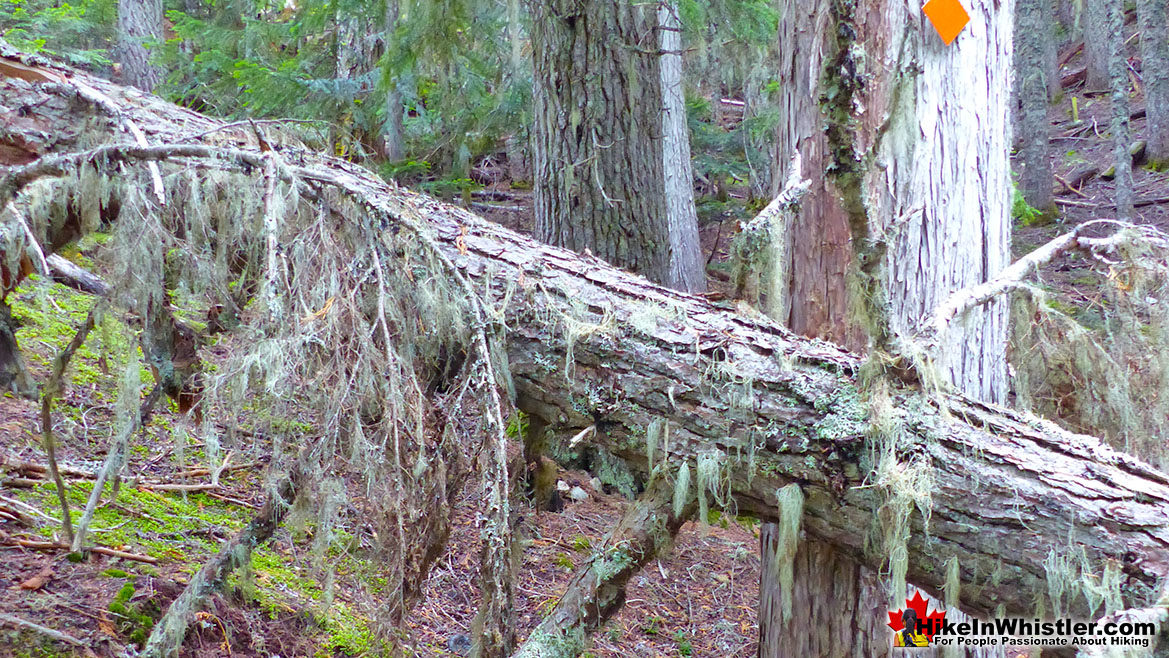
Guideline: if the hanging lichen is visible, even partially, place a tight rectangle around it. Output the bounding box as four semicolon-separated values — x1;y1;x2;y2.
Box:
2;142;515;650
772;483;804;624
1010;226;1169;470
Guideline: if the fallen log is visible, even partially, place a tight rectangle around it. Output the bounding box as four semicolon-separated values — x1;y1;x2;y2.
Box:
1;46;1168;643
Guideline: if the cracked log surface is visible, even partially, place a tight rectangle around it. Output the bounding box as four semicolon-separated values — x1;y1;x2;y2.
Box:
2;49;1168;619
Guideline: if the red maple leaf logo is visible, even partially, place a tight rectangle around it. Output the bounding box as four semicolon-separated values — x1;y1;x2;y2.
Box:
887;590;947;641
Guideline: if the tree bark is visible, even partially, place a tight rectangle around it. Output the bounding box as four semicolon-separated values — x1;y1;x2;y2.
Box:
529;0;705;293
1019;0;1056;212
657;1;705;295
3;53;1169;648
765;0;861;351
1108;0;1134;220
1084;0;1111;89
116;0;163;92
382;0;405;163
1137;0;1169;167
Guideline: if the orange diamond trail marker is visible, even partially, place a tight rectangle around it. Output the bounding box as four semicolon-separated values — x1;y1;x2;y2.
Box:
923;0;971;45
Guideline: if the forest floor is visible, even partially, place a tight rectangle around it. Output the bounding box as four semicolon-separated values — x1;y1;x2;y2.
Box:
2;37;1168;658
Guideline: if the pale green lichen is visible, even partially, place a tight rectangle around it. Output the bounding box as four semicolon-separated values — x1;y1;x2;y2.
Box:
773;483;804;623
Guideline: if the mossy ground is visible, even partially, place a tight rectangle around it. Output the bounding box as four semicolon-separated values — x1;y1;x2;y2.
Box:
0;268;388;657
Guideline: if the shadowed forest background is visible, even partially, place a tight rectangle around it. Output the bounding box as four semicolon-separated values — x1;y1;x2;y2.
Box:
0;1;1168;657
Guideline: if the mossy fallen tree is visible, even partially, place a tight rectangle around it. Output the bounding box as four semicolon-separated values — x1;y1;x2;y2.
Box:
2;47;1169;655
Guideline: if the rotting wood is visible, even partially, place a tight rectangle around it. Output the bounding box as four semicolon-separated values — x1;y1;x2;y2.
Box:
1;53;1168;634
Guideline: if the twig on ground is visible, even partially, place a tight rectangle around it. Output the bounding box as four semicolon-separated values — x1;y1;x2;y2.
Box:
7;537;159;564
0;612;89;649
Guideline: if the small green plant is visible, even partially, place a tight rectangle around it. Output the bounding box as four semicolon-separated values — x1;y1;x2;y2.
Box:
570;535;591;553
108;580;158;647
506;410;529;439
1011;183;1045;225
552;552;574;571
642;614;666;636
674;630;693;656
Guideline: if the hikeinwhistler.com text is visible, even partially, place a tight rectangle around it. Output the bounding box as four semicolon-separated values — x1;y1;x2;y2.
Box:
922;617;1157;648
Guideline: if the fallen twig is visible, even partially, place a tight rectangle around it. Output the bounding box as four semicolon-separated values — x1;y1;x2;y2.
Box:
0;612;88;648
2;454;98;479
138;482;223;492
1054;197;1097;208
1054;174;1091;198
8;537;159;564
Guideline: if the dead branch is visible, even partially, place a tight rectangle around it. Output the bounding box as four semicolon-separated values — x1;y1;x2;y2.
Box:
512;477;694;658
915;220;1168;352
0;612;89;649
142;468;301;658
40;304;101;544
6;537;159;564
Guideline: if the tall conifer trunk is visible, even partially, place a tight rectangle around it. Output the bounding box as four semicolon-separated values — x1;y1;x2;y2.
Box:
529;0;705;293
758;1;1014;656
1137;0;1169;167
116;0;163;92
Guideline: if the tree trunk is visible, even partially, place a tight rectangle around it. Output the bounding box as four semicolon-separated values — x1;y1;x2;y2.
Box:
1137;0;1169;167
1043;0;1060;101
529;0;705;293
1084;0;1111;89
0;298;35;397
764;0;861;351
758;532;890;657
505;0;529;183
1019;0;1056;212
382;0;405;163
759;1;1015;656
657;1;705;294
116;0;163;92
3;55;1169;652
1108;0;1134;220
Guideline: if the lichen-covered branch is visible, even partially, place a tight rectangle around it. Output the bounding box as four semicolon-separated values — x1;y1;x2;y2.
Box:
915;220;1169;353
143;469;301;658
512;477;694;658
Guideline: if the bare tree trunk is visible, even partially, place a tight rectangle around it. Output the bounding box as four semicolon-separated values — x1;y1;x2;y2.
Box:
1137;0;1169;167
116;0;163;92
529;0;704;293
658;1;705;294
1084;0;1111;89
1019;0;1056;212
382;0;405;163
1109;0;1134;219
